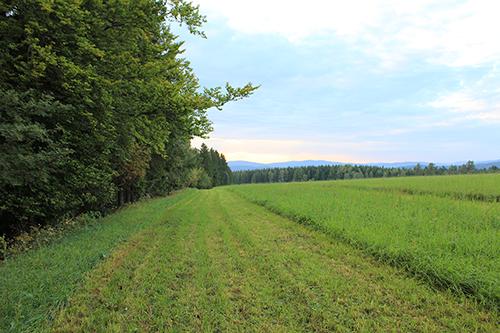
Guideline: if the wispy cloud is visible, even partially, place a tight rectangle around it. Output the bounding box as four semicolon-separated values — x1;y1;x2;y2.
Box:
429;92;487;113
430;93;500;122
185;1;500;162
428;66;500;123
195;0;500;68
192;136;398;163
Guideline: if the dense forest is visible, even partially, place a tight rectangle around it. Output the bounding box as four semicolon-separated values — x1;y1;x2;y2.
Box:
0;1;255;236
232;161;499;184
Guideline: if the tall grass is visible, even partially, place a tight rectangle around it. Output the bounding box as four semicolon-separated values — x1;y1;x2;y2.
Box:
330;173;500;202
228;174;500;308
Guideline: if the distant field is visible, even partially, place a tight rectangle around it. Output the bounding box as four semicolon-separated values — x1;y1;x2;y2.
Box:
330;173;500;202
229;174;500;308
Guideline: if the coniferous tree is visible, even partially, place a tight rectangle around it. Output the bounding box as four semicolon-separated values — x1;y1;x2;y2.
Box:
231;162;498;185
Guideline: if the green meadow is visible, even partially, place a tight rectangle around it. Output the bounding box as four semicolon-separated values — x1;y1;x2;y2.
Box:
332;173;500;202
230;174;500;308
1;175;498;332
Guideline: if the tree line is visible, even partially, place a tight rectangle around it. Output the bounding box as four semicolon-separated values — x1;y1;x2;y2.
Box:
0;1;254;237
232;161;498;184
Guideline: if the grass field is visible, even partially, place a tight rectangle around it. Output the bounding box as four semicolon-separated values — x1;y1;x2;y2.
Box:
229;174;500;308
0;175;498;332
0;190;198;332
331;173;500;202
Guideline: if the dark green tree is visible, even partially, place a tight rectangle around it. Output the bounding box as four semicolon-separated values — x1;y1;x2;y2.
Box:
0;0;256;235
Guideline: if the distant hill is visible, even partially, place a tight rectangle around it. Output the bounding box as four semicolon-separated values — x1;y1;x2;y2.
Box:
228;159;500;171
476;160;500;169
227;161;268;171
228;160;342;171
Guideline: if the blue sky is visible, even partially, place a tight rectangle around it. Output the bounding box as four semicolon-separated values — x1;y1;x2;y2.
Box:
183;0;500;163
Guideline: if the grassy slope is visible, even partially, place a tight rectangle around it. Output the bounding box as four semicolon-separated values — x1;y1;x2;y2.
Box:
40;190;498;331
228;174;500;308
0;190;198;332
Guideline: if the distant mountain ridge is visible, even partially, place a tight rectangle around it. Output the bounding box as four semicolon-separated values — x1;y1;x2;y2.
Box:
228;159;500;171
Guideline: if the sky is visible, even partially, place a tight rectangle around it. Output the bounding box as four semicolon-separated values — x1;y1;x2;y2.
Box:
182;0;500;163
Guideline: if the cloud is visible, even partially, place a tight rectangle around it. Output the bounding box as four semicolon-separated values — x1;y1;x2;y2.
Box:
192;137;311;162
429;91;500;122
194;0;500;68
429;92;488;113
192;136;395;163
194;0;376;40
185;1;500;162
428;66;500;123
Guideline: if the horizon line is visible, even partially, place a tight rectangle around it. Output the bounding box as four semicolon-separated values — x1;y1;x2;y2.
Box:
227;158;500;165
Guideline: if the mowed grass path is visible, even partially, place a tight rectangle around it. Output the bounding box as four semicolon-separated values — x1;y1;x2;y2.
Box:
28;189;497;332
0;190;199;332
